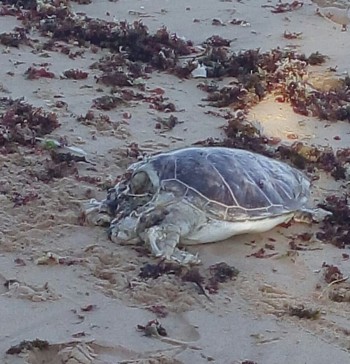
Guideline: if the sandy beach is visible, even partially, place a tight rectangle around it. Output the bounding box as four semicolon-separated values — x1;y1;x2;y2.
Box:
1;0;350;363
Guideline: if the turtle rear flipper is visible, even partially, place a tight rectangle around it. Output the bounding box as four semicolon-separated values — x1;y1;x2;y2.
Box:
294;208;332;224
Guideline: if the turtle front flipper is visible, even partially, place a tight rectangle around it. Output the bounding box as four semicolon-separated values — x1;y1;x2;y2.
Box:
143;225;200;265
137;203;202;264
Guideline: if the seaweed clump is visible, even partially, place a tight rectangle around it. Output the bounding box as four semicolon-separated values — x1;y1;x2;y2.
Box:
194;48;310;108
138;260;238;297
0;30;31;47
316;195;350;248
6;339;49;355
35;12;194;70
288;305;320;320
3;0;350;124
322;262;344;283
0;98;60;147
1;0;37;10
196;46;350;123
2;0;194;72
206;262;239;294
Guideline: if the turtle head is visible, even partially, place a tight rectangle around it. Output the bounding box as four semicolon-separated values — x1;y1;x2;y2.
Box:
130;171;153;194
128;158;161;193
104;165;157;219
127;157;161;193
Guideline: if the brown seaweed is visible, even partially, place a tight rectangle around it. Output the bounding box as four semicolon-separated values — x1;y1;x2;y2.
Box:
0;98;60;147
138;261;181;280
92;95;125;110
6;339;49;355
0;30;30;47
206;262;239;294
322;262;344;283
63;69;88;80
4;0;348;127
25;66;55;80
1;1;37;10
262;1;303;13
138;260;238;296
289;305;320;319
97;71;133;87
316;195;350;248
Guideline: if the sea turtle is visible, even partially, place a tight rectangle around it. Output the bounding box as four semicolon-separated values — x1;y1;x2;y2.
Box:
85;147;315;264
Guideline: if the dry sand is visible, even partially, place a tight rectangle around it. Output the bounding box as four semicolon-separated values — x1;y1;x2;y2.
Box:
1;0;350;363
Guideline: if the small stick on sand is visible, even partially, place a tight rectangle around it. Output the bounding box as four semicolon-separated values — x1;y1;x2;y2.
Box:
318;276;349;299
